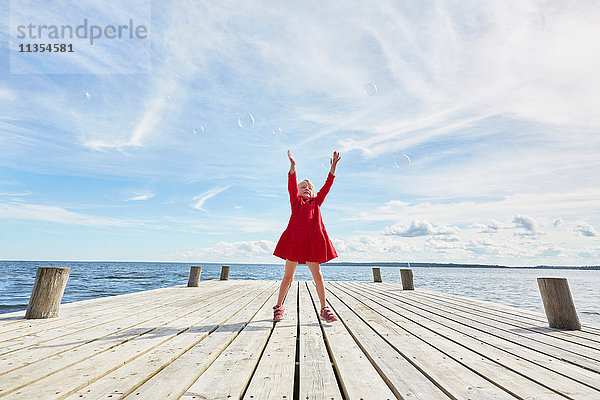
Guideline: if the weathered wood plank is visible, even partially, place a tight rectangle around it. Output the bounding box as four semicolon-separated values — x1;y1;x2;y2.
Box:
306;282;396;400
0;281;251;377
242;281;298;399
324;283;450;399
409;286;600;346
329;282;522;400
0;281;220;340
180;285;279;400
401;284;600;339
72;282;278;400
345;282;600;396
298;282;342;399
3;280;599;400
0;281;230;356
0;281;266;399
0;283;199;328
377;285;600;371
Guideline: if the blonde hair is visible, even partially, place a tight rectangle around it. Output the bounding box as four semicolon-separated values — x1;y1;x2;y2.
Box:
299;179;314;191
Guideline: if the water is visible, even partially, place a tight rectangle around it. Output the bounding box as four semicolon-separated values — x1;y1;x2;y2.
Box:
1;261;598;326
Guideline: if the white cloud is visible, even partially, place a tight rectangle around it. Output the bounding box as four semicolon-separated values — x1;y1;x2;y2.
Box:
436;234;460;242
0;88;15;101
513;214;537;232
332;235;416;259
348;190;600;228
0;191;32;197
0;201;146;228
574;221;598;237
464;239;500;256
170;239;276;262
384;220;458;237
476;219;506;233
192;185;232;211
127;193;155;201
553;218;563;227
487;220;501;231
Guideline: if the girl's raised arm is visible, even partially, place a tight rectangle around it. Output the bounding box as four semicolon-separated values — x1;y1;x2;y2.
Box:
287;150;298;204
288;150;296;175
316;151;340;206
329;151;340;176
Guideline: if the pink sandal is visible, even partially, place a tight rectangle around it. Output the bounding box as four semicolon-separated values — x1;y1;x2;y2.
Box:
273;305;286;322
320;306;338;322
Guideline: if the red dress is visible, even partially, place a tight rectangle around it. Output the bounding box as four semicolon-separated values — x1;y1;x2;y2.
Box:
273;171;338;264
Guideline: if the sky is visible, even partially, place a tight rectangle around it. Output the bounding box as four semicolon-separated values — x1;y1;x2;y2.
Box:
1;0;599;266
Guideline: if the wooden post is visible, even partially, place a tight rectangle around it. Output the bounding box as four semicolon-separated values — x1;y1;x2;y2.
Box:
537;277;581;330
26;267;71;319
400;269;414;290
187;266;202;287
372;267;382;283
220;265;231;281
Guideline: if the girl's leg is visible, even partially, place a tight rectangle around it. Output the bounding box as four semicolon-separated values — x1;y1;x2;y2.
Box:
276;260;298;306
307;262;326;309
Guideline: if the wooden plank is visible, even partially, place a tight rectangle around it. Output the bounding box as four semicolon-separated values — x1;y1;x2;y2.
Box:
0;289;171;337
342;282;600;397
4;280;597;400
298;282;342;400
0;281;229;356
0;281;221;340
415;285;600;334
306;282;396;400
329;282;525;400
180;285;279;399
403;284;600;338
372;284;600;372
0;281;264;398
0;283;213;334
0;281;251;376
65;282;278;400
322;283;450;399
361;284;600;387
242;281;298;399
387;283;600;355
0;287;176;327
409;286;600;346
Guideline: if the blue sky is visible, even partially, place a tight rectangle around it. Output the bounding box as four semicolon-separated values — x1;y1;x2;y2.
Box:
1;0;599;265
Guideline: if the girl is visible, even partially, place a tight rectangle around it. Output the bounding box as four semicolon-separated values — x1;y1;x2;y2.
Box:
272;149;340;323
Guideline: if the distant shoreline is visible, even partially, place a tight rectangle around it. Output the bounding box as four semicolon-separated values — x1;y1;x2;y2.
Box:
326;262;600;270
2;260;599;270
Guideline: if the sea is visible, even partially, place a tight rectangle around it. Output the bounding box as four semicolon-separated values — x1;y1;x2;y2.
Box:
1;261;599;326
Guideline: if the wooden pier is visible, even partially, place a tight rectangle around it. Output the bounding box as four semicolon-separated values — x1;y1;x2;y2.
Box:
0;280;599;399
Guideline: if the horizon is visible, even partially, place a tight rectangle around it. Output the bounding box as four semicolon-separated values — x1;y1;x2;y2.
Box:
2;259;599;269
1;1;599;266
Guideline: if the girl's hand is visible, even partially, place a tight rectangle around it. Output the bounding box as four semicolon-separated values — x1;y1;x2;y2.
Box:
330;151;341;166
329;151;340;175
288;150;296;174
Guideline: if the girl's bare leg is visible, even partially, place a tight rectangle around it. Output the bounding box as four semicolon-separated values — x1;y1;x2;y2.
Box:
277;260;298;306
307;262;326;308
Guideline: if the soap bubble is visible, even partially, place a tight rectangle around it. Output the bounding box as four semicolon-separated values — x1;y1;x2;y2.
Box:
320;156;331;168
394;154;411;169
272;127;282;135
237;113;254;129
193;127;204;135
84;91;92;100
363;82;377;96
162;95;172;103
